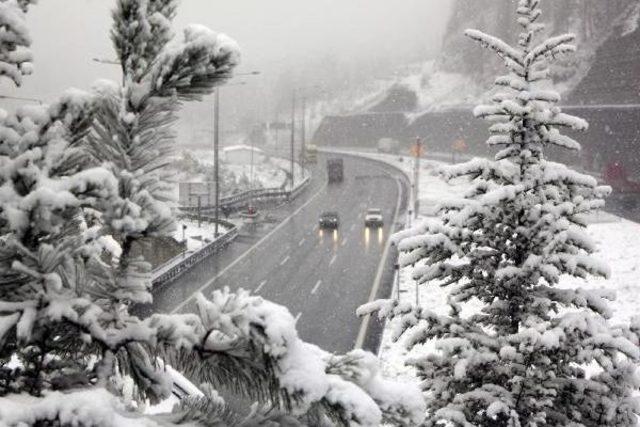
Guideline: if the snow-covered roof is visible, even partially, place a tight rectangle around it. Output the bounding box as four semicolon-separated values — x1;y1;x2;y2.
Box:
222;144;264;153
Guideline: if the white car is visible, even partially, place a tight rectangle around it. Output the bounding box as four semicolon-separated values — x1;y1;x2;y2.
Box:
364;208;383;227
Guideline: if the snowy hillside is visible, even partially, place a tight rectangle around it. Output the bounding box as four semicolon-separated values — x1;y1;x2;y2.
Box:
366;0;640;115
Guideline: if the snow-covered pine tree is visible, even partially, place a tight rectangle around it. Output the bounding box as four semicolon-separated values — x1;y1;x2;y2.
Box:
0;101;425;426
82;0;241;277
0;2;426;425
0;0;37;86
360;1;640;425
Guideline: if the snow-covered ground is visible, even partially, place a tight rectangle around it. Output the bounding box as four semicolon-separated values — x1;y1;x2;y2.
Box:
270;156;307;184
170;148;304;196
380;206;640;385
330;149;640;387
172;217;236;252
152;218;239;280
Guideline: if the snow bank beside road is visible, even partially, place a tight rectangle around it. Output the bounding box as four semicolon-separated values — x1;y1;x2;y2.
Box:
327;148;640;385
379;212;640;383
173;218;234;252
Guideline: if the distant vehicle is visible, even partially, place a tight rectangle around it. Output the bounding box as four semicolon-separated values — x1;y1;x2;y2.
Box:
326;158;344;183
303;144;318;163
240;204;259;220
603;161;640;208
319;211;339;229
377;138;400;154
364;208;383;227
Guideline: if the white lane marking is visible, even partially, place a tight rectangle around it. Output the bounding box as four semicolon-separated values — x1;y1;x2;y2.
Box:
357;213;362;219
341;238;348;247
294;312;302;322
311;279;322;295
355;175;403;349
349;223;355;232
280;255;290;266
329;254;337;266
298;237;306;246
170;183;328;314
255;279;267;293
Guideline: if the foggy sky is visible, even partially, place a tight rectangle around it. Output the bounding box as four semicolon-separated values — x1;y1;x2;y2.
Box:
2;0;453;138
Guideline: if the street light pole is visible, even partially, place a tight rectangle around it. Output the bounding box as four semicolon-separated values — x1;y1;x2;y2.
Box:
212;71;260;231
413;137;421;220
214;88;220;237
301;96;306;163
290;91;296;191
92;58;124;85
291;84;322;169
0;94;43;104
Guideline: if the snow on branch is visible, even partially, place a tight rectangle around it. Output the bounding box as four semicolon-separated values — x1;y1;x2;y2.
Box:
153;288;424;425
540;127;581;151
0;388;153;426
147;25;240;103
525;33;576;65
0;0;37;86
532;110;588;131
465;29;523;66
495;75;527;91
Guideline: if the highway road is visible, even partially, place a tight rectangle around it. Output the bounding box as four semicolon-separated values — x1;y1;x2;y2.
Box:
141;153;408;354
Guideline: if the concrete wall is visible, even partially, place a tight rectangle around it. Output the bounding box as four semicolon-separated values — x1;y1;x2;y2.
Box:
312;106;640;179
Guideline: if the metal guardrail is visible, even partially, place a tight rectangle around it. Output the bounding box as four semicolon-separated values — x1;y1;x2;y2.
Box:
151;222;238;288
179;175;311;213
152;175;311;288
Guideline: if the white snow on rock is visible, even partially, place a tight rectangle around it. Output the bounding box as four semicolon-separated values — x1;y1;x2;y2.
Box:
621;2;640;37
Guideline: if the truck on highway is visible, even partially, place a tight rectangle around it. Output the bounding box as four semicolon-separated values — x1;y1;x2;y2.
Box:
302;144;318;163
377;138;400;154
326;158;344;183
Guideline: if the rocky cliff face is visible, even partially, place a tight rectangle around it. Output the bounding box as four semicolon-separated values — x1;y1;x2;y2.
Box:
569;1;640;105
437;0;640;103
314;1;640;187
369;1;640;114
439;0;634;89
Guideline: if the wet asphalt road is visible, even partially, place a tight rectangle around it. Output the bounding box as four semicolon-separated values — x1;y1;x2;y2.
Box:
143;153;408;354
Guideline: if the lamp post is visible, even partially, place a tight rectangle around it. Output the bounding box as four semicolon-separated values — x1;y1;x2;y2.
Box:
301;96;307;163
0;95;43;104
92;57;119;65
413;137;422;220
214;88;221;236
213;71;260;235
291;84;322;175
92;57;123;84
290;92;296;192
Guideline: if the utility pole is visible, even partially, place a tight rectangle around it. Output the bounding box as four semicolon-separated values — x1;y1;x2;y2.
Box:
212;71;260;232
413;137;421;220
290;92;296;191
197;195;202;229
300;96;306;163
250;135;255;206
213;88;220;237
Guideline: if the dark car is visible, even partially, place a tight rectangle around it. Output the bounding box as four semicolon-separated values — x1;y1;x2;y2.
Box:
319;211;339;229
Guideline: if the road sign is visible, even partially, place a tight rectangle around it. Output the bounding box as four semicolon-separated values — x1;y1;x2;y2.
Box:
453;139;467;152
410;139;424;157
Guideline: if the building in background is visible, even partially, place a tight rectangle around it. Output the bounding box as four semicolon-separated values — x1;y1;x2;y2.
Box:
179;182;216;207
223;145;265;164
